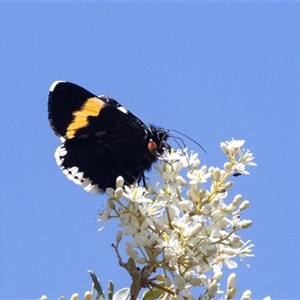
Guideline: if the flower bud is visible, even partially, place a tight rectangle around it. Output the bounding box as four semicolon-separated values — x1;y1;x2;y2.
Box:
190;277;202;286
235;240;245;248
226;203;234;212
211;209;225;221
199;188;206;199
213;168;221;181
229;235;241;246
70;294;79;300
174;275;186;288
224;162;231;172
224;181;233;189
240;290;252;300
227;273;236;288
240;296;251;300
200;274;208;287
116;176;124;188
223;248;236;256
191;223;203;237
183;271;193;281
232;194;242;206
116;231;123;243
105;187;114;198
213;271;223;281
114;187;123;199
135;257;146;264
201;204;212;214
241;220;252;228
220;219;229;229
208;166;215;174
227;287;238;299
126;247;138;259
239;200;250;211
211;198;220;206
221;142;229;154
84;291;92;300
208;280;218;297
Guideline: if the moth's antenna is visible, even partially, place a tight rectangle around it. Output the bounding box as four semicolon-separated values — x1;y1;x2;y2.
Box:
169;135;190;168
166;134;197;171
171;135;186;150
157;152;171;166
168;129;207;154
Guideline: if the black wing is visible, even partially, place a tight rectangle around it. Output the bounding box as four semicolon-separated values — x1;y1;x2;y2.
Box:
48;81;158;193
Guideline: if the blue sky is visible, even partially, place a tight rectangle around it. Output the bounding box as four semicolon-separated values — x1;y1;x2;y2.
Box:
1;3;300;300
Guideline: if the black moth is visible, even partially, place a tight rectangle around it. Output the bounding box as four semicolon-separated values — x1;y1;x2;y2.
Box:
48;81;170;193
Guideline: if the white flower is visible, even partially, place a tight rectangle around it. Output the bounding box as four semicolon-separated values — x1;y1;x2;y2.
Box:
187;165;210;186
233;162;249;175
235;240;255;267
96;140;258;299
226;139;245;150
213;253;238;273
239;148;257;167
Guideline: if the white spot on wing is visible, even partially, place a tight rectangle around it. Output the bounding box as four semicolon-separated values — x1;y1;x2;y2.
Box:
117;106;128;114
62;169;69;175
84;183;102;193
54;145;66;165
59;165;103;194
75;172;84;180
80;178;91;188
73;178;82;185
49;80;66;92
66;172;74;181
69;166;79;175
54;143;103;194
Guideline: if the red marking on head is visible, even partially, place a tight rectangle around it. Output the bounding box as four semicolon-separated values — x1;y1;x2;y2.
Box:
148;140;157;153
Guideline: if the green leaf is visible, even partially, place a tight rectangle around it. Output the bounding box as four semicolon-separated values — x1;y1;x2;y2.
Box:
87;270;105;300
107;281;114;300
142;288;164;300
113;288;130;300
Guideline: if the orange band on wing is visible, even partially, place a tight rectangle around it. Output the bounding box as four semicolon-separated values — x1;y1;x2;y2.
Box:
66;97;105;138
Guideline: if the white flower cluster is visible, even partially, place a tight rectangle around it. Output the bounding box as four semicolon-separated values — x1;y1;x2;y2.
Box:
98;139;265;300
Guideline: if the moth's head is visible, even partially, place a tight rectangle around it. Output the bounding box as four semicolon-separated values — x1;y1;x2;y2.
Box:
147;125;170;156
